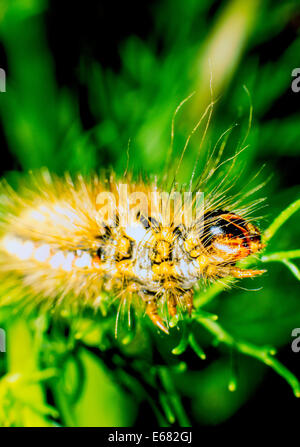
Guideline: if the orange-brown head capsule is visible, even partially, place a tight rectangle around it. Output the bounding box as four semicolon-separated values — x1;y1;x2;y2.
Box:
202;210;263;263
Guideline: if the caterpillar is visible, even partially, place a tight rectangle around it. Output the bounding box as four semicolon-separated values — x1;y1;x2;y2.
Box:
0;167;265;334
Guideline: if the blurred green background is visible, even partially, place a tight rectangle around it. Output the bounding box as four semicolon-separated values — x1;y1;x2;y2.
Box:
0;0;299;429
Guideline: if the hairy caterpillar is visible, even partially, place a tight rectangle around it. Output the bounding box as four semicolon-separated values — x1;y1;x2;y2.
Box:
0;166;265;334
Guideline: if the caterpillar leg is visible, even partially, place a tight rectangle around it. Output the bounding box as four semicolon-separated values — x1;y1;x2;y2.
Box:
206;265;266;279
182;289;194;316
229;267;266;278
145;298;169;334
167;293;178;317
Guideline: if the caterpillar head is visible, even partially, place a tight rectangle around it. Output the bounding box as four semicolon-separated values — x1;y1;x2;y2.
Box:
202;209;263;263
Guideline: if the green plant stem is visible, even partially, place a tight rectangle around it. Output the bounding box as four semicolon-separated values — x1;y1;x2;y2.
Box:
281;260;300;281
158;367;191;427
261;250;300;262
188;333;206;360
199;318;300;397
263;199;300;243
261;250;300;281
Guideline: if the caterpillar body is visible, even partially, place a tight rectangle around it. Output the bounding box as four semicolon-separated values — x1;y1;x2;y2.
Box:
0;170;265;334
